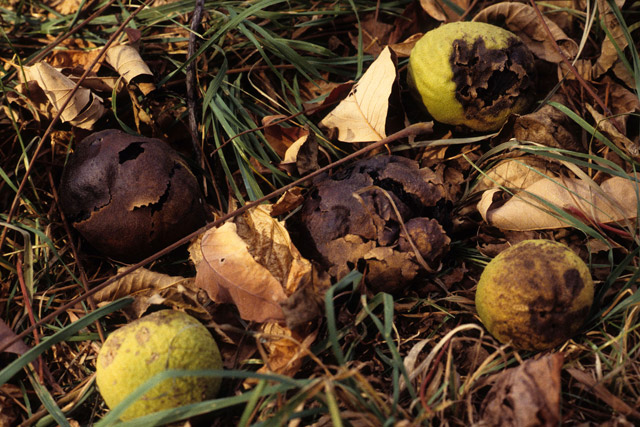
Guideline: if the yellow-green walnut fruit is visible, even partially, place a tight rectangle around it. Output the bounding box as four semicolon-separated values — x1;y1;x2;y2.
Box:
96;310;222;420
407;21;535;131
475;240;594;351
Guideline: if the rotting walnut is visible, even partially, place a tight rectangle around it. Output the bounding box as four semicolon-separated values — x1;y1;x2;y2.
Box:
294;155;451;293
59;129;207;262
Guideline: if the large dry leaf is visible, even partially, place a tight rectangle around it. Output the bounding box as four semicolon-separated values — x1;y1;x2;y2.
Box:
479;353;563;427
319;47;396;142
93;267;210;321
475;157;557;193
105;45;155;94
194;205;312;323
419;0;469;22
474;2;578;63
594;0;628;78
23;62;105;129
478;174;640;231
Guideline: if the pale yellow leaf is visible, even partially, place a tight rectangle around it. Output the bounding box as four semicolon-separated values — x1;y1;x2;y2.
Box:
478;175;640;231
24;62;105;129
105;45;155;94
319;47;395;142
195;205;312;323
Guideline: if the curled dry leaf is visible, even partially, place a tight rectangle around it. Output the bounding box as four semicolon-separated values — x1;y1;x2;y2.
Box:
105;44;155;95
257;322;317;377
23;62;105;129
593;0;629;79
473;2;578;63
479;353;563;427
320;47;396;142
419;0;470;22
475;157;558;193
477;173;640;231
92;267;210;321
194;205;312;323
513;95;583;152
586;104;640;161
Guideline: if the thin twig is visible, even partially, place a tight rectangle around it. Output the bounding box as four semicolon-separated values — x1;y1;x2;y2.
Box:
0;122;434;353
186;0;205;167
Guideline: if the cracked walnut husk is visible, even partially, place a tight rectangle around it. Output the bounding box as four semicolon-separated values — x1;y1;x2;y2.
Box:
59;129;207;262
294;155;451;293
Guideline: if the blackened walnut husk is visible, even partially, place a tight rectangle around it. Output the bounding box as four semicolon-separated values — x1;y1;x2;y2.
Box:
295;155;450;293
59;129;207;262
451;36;536;125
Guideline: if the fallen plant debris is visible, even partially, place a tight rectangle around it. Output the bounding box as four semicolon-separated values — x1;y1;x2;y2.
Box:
294;155;451;293
1;0;640;426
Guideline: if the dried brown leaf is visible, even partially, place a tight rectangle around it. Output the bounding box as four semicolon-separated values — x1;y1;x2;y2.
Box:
594;0;628;78
93;267;209;321
194;205;312;323
473;2;578;63
105;45;155;94
479;353;563;427
257;323;317;377
477;174;640;231
419;0;470;22
319;47;396;142
23;62;105;129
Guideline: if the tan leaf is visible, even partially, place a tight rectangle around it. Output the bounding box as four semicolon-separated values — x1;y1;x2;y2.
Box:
105;45;155;94
475;157;557;193
92;267;209;321
257;323;317;377
194;205;312;323
513;95;583;152
594;0;628;78
23;62;105;129
281;131;319;175
419;0;469;22
587;104;640;160
473;2;578;63
479;353;563;427
477;174;640;231
319;47;396;142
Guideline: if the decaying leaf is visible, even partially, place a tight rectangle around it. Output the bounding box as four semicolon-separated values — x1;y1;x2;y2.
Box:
257;323;317;376
473;2;578;63
105;44;155;95
194;205;313;323
477;173;640;231
23;62;105;129
475;157;558;193
593;0;628;79
419;0;469;22
320;47;396;142
513;95;583;152
92;267;210;321
587;104;640;160
479;353;563;427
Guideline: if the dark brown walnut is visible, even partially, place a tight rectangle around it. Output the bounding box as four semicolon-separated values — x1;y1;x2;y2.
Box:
295;156;450;293
59;129;207;262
